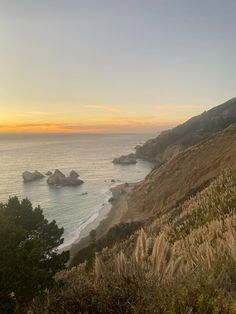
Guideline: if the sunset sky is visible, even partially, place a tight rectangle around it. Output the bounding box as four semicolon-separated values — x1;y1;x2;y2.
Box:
0;0;235;133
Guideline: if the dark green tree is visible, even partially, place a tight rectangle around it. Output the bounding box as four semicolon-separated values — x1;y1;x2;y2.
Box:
0;197;69;313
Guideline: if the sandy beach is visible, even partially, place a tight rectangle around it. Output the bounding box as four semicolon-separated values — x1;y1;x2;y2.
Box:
69;182;134;262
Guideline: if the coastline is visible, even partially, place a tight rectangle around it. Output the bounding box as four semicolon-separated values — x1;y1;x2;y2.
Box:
69;182;134;263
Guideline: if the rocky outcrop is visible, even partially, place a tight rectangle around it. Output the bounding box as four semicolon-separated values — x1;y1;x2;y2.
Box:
113;154;137;165
23;171;44;182
22;169;83;186
47;169;83;187
47;169;66;185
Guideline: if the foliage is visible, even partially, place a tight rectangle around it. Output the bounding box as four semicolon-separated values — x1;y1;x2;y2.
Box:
168;170;236;242
0;197;69;313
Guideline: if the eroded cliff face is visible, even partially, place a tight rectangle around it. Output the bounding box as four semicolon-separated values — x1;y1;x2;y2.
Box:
123;123;236;221
133;98;236;164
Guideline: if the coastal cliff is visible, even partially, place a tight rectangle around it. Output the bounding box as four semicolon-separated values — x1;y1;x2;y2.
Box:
118;98;236;165
126;123;236;221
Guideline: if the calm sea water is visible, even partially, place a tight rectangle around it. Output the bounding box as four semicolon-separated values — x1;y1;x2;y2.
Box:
0;133;154;248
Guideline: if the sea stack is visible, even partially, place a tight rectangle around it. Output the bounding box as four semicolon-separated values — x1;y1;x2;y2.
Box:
22;171;45;182
69;170;79;178
47;169;66;185
47;169;84;187
113;154;137;165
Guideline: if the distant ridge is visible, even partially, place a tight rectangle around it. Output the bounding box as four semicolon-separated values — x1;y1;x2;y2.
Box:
129;98;236;164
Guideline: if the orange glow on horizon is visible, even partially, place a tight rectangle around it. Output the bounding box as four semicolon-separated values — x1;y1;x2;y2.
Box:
0;110;192;133
0;120;186;133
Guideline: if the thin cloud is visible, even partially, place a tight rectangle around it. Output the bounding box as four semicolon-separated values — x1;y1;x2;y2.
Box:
156;103;210;110
28;111;52;115
16;112;53;118
83;104;122;113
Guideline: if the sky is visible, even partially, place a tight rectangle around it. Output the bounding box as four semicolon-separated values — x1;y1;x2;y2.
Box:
0;0;235;133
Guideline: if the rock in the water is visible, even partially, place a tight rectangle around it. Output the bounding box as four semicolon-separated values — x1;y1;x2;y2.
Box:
70;170;79;178
47;169;84;186
47;169;66;185
111;179;116;182
46;171;53;176
23;171;44;182
64;176;84;186
113;154;137;165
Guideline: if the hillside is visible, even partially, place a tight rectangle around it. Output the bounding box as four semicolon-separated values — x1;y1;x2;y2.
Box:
126;98;236;164
29;168;236;313
125;123;236;221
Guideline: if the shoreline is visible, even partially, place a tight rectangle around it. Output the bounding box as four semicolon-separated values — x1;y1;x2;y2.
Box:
69;182;134;263
59;190;112;253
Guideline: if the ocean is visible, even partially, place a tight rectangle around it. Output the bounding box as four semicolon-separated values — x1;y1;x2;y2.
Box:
0;133;154;248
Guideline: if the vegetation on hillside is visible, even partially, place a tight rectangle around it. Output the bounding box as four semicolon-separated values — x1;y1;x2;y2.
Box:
29;170;236;313
70;221;143;267
0;197;69;313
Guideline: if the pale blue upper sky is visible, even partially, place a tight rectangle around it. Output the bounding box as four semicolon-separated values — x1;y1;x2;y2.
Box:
0;0;235;132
